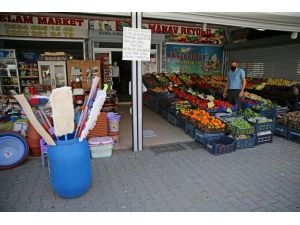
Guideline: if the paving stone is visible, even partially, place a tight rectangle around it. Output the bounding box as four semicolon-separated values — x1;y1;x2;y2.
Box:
1;137;300;212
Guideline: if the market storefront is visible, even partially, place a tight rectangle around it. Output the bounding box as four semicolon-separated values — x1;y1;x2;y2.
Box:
1;12;300;163
0;13;88;94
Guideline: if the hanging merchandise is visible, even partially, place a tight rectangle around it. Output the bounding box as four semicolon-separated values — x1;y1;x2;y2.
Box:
49;86;74;138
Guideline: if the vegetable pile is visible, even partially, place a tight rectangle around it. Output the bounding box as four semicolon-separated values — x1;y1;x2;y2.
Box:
230;118;252;129
236;108;259;118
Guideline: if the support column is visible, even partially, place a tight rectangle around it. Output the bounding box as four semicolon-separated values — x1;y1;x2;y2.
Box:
131;12;143;152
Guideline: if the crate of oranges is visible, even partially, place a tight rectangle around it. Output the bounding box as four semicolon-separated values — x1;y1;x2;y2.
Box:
180;108;225;133
194;109;226;133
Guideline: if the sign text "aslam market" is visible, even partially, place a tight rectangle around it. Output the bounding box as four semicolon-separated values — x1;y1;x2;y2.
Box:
0;14;85;26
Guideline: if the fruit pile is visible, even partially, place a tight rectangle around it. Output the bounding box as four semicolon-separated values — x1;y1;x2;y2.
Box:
243;92;272;106
276;111;300;131
143;74;161;88
178;74;194;85
266;78;297;87
181;108;225;130
154;74;169;84
151;87;169;93
168;74;182;86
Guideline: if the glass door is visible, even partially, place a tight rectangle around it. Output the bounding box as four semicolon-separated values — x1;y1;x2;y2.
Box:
53;63;67;88
39;64;52;87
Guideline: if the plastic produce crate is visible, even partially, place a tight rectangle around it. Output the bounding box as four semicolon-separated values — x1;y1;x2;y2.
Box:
249;119;274;132
176;116;186;129
194;128;224;145
242;101;255;109
167;112;177;126
255;132;273;145
185;121;195;138
205;108;220;116
151;102;161;114
203;135;237;156
198;126;226;134
274;123;288;138
287;128;300;141
255;108;275;119
160;108;168;120
227;124;255;136
288;121;300;132
167;107;177;115
234;135;256;149
274;106;288;116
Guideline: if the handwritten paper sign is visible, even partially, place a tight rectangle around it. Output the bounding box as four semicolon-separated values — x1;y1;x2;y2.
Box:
122;27;151;61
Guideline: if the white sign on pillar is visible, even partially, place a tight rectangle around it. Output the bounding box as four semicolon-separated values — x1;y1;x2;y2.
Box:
122;27;151;61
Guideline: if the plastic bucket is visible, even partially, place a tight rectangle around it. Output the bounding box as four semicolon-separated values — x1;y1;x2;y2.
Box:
108;115;120;133
48;138;92;199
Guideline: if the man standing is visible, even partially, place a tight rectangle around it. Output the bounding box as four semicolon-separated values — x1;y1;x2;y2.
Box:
112;61;120;92
223;60;246;110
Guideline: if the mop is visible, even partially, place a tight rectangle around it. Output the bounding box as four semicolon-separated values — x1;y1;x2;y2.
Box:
75;76;100;138
49;86;74;138
14;94;56;146
79;84;108;142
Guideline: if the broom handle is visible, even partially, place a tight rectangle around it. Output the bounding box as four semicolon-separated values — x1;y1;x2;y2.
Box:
75;77;100;137
74;98;88;137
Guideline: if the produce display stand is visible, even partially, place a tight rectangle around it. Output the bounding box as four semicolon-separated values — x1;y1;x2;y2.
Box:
143;73;299;154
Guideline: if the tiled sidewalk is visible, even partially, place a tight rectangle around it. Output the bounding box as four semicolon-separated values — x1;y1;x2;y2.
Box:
1;136;300;212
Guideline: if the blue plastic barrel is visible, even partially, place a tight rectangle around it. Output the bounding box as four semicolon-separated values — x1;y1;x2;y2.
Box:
48;138;92;198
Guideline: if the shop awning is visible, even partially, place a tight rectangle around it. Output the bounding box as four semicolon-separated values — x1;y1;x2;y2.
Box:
143;12;300;32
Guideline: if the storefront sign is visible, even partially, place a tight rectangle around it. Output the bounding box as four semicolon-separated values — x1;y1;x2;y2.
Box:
90;19;224;45
166;44;223;75
122;27;151;61
0;14;89;38
144;23;225;45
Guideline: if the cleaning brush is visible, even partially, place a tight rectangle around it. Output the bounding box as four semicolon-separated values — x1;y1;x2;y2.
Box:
50;86;74;137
